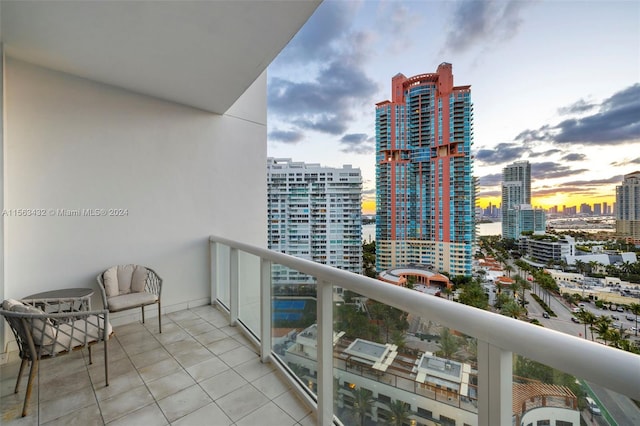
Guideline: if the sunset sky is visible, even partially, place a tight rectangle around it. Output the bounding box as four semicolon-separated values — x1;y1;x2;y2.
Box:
267;0;640;215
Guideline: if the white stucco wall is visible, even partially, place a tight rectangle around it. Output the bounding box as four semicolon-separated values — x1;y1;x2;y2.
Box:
3;58;267;319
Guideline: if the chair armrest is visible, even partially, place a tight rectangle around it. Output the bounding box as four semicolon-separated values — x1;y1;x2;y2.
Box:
144;267;163;298
21;297;92;314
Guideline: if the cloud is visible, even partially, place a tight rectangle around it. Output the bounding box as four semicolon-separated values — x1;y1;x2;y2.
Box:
562;176;623;186
340;133;375;154
273;1;358;65
561;153;586;162
268;2;379;146
529;149;562;158
612;157;640;166
443;0;531;53
268;129;305;144
475;142;529;165
530;161;588;180
558;99;596;115
478;173;502;187
516;84;640;146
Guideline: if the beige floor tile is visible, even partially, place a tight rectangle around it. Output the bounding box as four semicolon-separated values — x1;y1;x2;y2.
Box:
38;388;97;424
146;370;196;400
235;401;297;426
1;389;38;424
41;404;103;426
218;346;259;368
234;357;276;382
93;369;144;401
157;385;212;423
38;369;92;402
173;346;215;369
185;356;228;382
273;390;313;422
205;337;242;355
106;403;168;426
137;357;182;383
87;355;136;383
251;371;291;399
98;385;155;423
193;328;228;346
171;401;233;426
199;370;247;401
155;329;192;346
215;385;269;422
129;346;172;369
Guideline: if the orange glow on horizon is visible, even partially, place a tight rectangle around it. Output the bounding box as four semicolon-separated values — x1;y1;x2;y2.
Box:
477;194;615;210
362;200;376;215
363;194;616;215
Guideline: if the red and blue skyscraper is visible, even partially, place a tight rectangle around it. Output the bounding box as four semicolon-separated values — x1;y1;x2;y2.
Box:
375;63;475;276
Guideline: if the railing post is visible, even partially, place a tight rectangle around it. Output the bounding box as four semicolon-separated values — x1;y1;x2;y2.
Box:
317;280;334;426
229;247;239;326
210;240;218;305
478;341;512;426
260;259;272;363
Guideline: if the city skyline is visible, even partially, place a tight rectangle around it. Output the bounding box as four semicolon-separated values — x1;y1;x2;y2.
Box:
266;1;640;215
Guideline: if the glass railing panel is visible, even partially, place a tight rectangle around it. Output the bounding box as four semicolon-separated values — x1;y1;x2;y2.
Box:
512;354;640;426
237;250;261;338
270;264;318;398
333;293;478;426
213;243;230;308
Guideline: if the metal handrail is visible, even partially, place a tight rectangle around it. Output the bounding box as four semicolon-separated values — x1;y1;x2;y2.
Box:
209;235;640;400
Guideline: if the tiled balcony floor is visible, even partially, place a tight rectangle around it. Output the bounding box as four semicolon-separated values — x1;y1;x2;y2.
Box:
1;305;316;425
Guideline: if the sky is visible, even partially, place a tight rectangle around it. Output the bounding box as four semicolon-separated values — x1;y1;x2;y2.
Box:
267;0;640;215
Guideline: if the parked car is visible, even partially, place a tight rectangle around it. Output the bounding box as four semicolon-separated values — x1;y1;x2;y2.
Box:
626;315;635;321
617;306;625;312
571;316;580;323
542;312;550;319
611;314;620;320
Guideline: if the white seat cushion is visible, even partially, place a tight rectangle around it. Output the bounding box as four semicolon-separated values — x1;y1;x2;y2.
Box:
107;292;158;312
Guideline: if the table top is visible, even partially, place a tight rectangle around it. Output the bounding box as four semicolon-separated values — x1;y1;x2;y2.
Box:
22;287;94;301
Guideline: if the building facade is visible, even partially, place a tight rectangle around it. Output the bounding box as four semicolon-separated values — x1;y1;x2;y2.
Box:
267;158;362;285
375;63;475;276
501;161;546;239
615;171;640;239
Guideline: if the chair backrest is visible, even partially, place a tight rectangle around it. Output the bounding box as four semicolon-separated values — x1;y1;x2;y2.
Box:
102;264;149;297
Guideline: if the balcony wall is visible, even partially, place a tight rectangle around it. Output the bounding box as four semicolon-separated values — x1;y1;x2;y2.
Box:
2;57;268;340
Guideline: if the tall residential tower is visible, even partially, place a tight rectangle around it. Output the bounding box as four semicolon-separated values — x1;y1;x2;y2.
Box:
501;161;546;239
375;63;475;276
267;158;362;285
615;171;640;240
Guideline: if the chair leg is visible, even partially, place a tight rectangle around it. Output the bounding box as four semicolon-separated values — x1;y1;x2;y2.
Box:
141;305;145;324
88;345;93;365
158;301;162;333
14;358;27;393
104;337;109;387
22;359;38;417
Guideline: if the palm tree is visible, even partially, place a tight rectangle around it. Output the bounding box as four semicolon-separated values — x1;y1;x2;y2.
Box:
504;264;514;277
387;400;411;426
500;300;525;319
352;387;374;426
575;309;598;341
594;316;613;345
630;303;640;337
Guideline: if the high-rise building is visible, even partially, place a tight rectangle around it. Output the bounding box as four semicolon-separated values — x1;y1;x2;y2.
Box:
501;160;546;239
375;63;475;276
593;203;602;216
615;171;640;239
501;161;531;226
267;158;363;285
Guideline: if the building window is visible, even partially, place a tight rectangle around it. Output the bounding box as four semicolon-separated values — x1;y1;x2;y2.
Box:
440;415;455;426
555;422;572;426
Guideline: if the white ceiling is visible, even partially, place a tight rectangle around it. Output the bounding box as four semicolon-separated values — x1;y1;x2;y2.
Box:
1;0;320;114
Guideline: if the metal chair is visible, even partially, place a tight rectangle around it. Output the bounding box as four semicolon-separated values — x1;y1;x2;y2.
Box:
0;298;111;417
97;265;163;332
